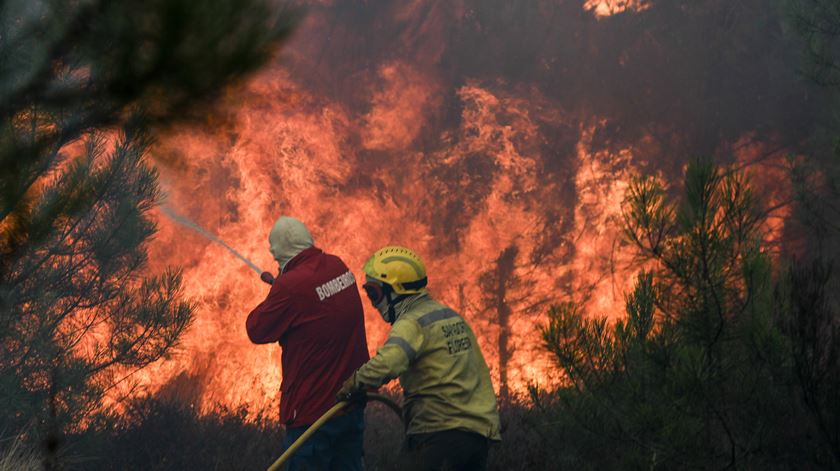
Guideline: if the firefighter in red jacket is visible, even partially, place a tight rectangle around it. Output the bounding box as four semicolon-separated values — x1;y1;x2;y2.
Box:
247;216;369;471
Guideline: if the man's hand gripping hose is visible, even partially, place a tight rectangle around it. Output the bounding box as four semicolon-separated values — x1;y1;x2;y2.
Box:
266;392;403;471
260;272;275;285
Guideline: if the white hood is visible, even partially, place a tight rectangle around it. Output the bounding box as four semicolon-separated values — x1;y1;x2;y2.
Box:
268;216;313;271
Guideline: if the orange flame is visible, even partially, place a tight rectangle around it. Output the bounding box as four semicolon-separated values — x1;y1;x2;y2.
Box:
127;70;646;416
102;0;775;418
584;0;649;18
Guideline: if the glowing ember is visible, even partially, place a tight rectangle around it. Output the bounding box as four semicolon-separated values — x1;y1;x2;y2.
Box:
584;0;649;17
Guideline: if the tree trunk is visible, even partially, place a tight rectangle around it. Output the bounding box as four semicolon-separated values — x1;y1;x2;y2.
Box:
494;245;518;402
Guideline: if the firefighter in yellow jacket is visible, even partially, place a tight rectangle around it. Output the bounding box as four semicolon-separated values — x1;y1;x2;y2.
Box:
337;246;501;471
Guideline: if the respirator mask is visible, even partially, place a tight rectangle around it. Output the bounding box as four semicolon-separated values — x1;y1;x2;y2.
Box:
363;278;398;324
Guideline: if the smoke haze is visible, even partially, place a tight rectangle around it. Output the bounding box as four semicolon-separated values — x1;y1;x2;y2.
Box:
139;0;818;415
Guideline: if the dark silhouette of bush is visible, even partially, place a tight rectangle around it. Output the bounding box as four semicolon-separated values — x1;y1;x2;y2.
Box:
541;161;840;469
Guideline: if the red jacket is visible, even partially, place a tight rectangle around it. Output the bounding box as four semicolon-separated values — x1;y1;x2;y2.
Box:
246;246;369;427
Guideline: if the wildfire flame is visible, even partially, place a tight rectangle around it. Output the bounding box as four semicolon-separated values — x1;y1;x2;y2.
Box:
584;0;649;18
110;0;791;417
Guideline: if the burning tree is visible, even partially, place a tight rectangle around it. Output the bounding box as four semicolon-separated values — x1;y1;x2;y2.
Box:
0;0;293;446
480;244;558;403
481;245;519;402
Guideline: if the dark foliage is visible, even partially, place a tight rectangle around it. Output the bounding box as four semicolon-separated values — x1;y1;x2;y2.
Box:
776;260;840;465
0;124;194;433
78;397;285;471
787;0;840;87
541;161;840;469
0;0;296;460
54;392;568;471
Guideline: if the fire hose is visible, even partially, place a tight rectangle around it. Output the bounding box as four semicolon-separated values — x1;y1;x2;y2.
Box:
266;393;403;471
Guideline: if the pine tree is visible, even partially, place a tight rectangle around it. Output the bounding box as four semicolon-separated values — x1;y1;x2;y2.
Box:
0;0;295;440
786;0;840;87
482;245;518;402
542;162;800;468
776;260;840;465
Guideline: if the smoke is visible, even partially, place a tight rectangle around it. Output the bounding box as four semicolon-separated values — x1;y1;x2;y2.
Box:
290;0;817;161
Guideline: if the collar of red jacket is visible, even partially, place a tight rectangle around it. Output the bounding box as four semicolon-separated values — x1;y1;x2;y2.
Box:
281;246;322;273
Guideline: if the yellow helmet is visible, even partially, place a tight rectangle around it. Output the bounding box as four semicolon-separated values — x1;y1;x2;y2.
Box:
363;246;427;295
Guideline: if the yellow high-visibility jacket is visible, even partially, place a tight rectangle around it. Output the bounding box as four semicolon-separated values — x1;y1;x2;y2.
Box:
354;293;501;440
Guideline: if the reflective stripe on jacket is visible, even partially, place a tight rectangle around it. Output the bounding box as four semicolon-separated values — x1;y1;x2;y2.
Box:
355;293;501;440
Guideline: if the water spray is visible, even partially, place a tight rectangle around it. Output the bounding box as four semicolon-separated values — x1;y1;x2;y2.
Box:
159;204;275;284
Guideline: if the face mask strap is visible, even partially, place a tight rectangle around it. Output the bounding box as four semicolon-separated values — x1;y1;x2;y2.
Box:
385;291;396;324
385;293;415;324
